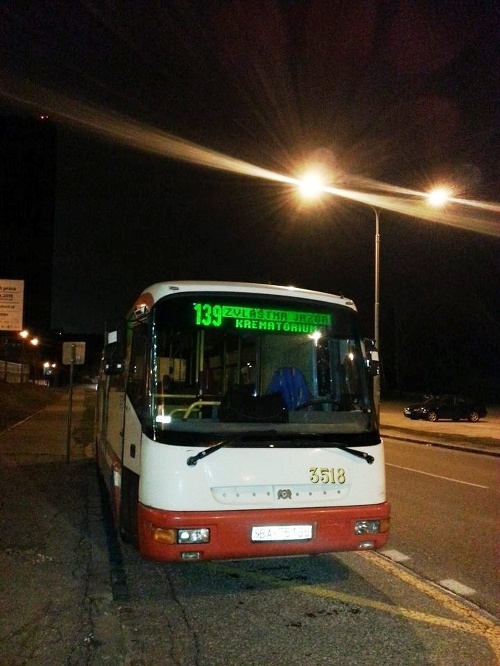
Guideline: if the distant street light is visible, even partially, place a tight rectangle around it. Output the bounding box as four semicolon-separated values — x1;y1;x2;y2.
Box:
43;361;57;386
18;330;40;382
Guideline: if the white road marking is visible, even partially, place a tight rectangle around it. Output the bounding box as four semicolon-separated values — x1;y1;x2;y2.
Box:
381;553;479;600
439;579;476;597
381;549;411;562
386;463;489;489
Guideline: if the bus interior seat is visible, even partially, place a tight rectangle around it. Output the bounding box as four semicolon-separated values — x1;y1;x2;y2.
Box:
266;366;311;411
219;386;288;423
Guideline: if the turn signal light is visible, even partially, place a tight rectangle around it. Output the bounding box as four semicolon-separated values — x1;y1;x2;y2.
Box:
151;527;177;544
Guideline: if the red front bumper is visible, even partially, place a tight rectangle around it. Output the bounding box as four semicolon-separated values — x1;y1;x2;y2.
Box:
137;502;390;562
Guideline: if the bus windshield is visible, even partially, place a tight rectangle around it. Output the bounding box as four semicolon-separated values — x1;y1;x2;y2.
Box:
147;293;375;441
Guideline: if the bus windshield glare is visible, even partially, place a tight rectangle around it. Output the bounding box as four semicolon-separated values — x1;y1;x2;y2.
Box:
143;294;375;440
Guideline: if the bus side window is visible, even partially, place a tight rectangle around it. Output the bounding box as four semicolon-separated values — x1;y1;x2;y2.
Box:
127;323;149;418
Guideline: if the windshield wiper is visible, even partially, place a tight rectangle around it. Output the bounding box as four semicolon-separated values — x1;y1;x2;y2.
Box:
336;445;374;464
186;430;278;466
187;433;375;466
187;439;236;466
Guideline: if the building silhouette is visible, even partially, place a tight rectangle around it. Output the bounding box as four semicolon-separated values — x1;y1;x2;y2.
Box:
1;114;57;333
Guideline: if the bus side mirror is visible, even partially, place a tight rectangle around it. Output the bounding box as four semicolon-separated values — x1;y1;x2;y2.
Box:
363;339;380;377
103;333;125;375
104;359;124;375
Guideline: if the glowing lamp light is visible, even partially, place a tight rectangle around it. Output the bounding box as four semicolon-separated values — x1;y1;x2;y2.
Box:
308;330;322;346
427;187;452;207
297;171;326;200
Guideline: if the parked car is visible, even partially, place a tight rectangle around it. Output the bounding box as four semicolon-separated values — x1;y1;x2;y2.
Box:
403;394;487;422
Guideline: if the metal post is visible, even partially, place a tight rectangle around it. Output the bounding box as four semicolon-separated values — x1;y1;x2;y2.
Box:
66;344;75;464
3;337;7;382
372;207;381;423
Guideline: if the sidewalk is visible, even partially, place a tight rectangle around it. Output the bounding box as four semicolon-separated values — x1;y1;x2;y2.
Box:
0;385;95;465
0;386;122;665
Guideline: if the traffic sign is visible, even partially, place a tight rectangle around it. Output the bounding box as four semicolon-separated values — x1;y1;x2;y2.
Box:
62;341;86;365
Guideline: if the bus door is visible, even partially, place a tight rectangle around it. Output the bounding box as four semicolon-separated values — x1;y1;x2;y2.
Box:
100;338;126;464
123;321;149;476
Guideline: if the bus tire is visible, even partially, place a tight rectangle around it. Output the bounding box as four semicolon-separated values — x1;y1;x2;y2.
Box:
120;466;139;545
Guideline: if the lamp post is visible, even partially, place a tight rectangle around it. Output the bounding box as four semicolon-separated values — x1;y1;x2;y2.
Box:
30;337;39;383
18;330;40;382
19;330;29;382
361;188;451;418
294;169;455;425
295;172;382;419
372;206;381;423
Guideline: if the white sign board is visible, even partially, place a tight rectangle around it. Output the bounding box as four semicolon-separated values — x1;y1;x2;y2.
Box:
0;279;24;331
62;341;86;365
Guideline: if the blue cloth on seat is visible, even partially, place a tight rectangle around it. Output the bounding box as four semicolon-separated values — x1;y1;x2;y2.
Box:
266;367;311;411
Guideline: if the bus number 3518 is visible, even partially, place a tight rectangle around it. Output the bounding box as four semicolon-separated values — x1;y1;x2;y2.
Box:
310;467;346;484
95;280;389;562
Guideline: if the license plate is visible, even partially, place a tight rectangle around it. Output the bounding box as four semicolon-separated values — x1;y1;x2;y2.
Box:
251;524;313;542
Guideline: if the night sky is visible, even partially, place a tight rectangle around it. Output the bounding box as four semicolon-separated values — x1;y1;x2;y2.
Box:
1;0;499;393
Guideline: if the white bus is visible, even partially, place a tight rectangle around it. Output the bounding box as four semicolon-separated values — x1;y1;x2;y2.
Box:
95;281;389;562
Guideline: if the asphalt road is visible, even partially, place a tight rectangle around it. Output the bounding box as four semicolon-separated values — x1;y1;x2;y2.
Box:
0;388;499;665
384;437;499;618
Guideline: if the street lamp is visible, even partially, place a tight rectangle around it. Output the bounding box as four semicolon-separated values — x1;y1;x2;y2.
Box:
18;330;30;382
295;171;382;419
18;330;40;382
296;170;326;200
372;207;381;423
30;337;39;382
43;361;57;386
294;170;457;422
427;186;452;208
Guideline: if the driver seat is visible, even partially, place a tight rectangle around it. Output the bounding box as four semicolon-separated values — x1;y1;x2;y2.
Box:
266;367;311;411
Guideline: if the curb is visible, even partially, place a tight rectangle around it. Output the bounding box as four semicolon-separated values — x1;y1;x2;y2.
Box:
380;430;500;457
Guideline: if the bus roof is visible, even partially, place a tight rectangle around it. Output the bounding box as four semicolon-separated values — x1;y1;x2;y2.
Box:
133;281;357;314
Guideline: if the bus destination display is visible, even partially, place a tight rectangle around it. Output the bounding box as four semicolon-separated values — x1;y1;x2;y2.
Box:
194;302;332;334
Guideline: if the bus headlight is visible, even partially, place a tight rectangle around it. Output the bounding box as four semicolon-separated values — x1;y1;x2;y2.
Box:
177;528;210;544
354;519;381;535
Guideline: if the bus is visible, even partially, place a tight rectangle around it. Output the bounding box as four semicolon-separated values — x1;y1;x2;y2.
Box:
95;281;389;562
